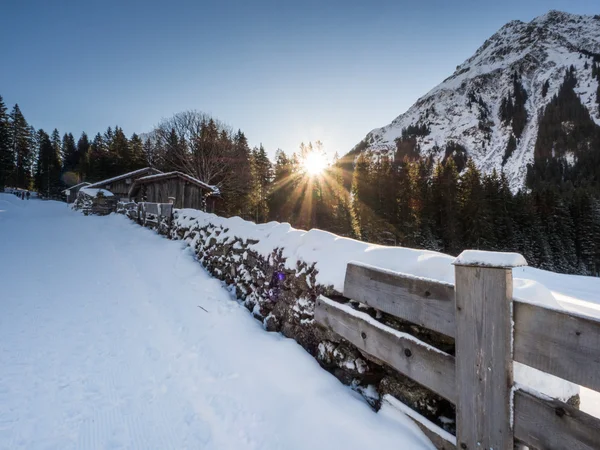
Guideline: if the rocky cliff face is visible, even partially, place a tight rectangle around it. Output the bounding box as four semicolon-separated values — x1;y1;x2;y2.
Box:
355;11;600;189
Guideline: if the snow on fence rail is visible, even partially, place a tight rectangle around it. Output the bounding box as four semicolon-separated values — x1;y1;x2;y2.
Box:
117;201;173;234
316;256;600;450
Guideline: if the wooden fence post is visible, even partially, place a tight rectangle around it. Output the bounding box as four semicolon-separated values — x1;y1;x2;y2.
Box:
453;250;526;450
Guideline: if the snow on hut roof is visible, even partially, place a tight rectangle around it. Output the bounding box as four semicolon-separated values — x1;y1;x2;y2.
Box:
79;187;114;198
86;167;161;189
61;182;91;194
131;171;220;195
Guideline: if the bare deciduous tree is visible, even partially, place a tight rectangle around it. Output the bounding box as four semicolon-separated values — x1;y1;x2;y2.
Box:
150;110;235;188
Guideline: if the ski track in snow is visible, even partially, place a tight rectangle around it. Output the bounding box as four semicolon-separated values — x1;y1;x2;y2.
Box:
0;195;433;450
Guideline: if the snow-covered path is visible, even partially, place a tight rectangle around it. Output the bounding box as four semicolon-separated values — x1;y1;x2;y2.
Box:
0;195;432;450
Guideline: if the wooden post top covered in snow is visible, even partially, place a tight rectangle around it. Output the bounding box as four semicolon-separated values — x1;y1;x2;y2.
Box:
452;250;527;268
453;250;527;450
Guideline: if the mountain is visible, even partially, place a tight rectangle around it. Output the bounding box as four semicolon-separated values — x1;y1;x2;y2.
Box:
352;11;600;189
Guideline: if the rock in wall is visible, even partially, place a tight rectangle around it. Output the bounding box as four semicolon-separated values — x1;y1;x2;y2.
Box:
118;207;457;432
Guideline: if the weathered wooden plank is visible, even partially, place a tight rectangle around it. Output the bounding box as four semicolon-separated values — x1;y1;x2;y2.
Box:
381;394;457;450
454;264;514;450
160;203;173;218
144;203;159;215
343;262;456;338
315;295;456;403
514;301;600;392
514;389;600;450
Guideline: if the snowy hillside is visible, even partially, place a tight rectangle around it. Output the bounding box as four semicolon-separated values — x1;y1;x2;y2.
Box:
356;11;600;189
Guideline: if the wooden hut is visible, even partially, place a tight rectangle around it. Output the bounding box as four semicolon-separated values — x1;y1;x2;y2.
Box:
128;171;219;212
85;167;162;201
62;182;91;203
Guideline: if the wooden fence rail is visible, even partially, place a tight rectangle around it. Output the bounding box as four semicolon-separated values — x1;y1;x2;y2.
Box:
117;201;173;232
316;252;600;450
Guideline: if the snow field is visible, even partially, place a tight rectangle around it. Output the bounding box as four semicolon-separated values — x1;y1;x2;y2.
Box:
0;194;433;450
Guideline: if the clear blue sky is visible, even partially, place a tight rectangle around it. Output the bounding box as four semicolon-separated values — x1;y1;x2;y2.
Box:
0;0;597;159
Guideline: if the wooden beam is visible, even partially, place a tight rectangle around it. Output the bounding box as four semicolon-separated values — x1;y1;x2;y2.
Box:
315;295;456;403
454;262;514;450
145;203;159;215
514;301;600;392
381;395;457;450
343;262;456;338
514;389;600;450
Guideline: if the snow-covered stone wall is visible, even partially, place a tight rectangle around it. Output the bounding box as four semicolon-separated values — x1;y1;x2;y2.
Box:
116;206;583;434
131;208;457;431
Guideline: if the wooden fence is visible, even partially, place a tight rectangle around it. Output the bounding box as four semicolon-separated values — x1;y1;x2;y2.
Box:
315;252;600;450
117;201;173;233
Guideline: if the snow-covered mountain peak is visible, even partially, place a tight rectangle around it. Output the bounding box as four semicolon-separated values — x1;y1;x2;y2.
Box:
356;11;600;190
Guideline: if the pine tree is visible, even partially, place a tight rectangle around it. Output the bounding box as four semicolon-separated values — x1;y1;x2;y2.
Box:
267;149;294;222
10;104;34;189
143;137;159;168
395;159;413;245
572;191;598;275
431;159;460;253
34;130;62;197
458;159;490;249
76;132;91;180
228;130;253;217
0;96;13;190
111;126;130;174
249;145;271;223
412;158;439;250
541;79;550;98
161;128;183;172
88;133;110;181
129;133;147;171
350;151;373;240
62;133;79;185
327;154;355;237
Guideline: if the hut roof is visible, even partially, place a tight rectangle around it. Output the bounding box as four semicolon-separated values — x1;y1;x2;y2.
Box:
128;171;220;197
79;188;115;198
86;167;161;189
61;182;91;194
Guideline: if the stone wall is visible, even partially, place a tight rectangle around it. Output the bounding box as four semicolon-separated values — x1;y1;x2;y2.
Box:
119;207;457;432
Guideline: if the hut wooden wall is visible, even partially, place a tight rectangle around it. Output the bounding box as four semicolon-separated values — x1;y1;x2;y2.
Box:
109;180;132;198
139;178;209;210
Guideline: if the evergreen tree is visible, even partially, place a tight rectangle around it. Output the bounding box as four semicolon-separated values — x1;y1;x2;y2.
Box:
412;158;439;250
499;73;528;138
10;104;34;188
143;137;158;168
129;133;146;171
111;126;130;174
268;149;294;222
161;128;183;172
431;159;460;253
76;132;91;180
61;133;79;185
350;151;373;240
458;159;491;249
88;133;110;181
227;130;253;217
249;145;271;223
0;96;13;189
34;130;62;197
541;79;550;98
327;154;355;237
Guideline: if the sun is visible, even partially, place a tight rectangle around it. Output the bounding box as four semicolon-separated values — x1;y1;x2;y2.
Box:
302;150;328;176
